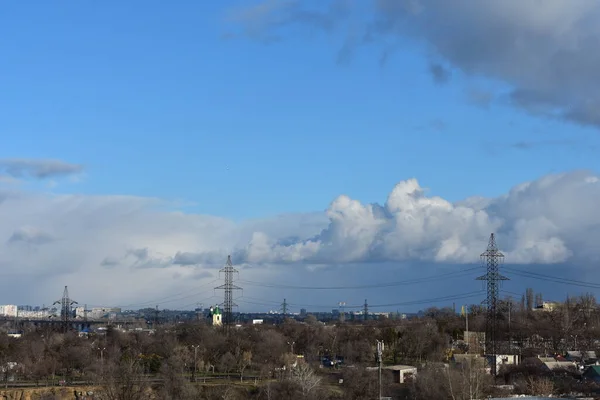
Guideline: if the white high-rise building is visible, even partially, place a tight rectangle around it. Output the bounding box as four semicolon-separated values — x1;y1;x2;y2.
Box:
0;305;18;317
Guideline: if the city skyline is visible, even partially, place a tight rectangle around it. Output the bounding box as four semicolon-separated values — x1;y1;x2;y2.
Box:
2;1;600;310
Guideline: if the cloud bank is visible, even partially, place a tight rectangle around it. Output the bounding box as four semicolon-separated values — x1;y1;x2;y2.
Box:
1;169;600;308
227;0;600;128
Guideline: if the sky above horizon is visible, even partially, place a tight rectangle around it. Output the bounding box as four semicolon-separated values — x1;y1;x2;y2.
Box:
2;0;600;313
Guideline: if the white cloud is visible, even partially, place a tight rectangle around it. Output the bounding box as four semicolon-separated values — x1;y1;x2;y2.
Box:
228;0;600;128
1;170;599;308
241;171;600;266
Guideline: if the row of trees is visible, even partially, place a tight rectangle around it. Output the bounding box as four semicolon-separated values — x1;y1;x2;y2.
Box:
0;291;599;398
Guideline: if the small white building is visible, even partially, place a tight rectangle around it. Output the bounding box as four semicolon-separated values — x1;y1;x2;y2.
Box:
367;365;417;383
384;365;417;383
489;354;520;371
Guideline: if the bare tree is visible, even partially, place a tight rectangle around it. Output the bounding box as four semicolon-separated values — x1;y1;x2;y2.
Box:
157;354;198;400
290;362;321;398
238;350;252;382
451;361;491;400
98;355;150;400
218;352;237;376
526;288;534;311
527;376;554;396
261;381;275;400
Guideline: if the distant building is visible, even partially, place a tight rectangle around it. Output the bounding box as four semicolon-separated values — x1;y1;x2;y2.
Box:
534;301;560;312
17;310;51;318
88;307;121;319
0;305;17;317
74;306;87;318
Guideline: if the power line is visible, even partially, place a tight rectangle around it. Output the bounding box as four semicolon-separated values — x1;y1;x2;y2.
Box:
115;278;221;309
236;291;484;310
237;266;480;290
503;267;600;289
365;291;485;308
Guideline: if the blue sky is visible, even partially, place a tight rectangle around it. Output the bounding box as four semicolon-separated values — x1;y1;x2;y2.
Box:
2;1;599;220
2;1;600;311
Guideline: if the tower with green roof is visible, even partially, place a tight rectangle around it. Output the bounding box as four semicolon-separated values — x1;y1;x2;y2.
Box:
211;305;222;327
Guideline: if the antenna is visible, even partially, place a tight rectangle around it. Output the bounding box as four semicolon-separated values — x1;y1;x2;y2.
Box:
377;340;384;399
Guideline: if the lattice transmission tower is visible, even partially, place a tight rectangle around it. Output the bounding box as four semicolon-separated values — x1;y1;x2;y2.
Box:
476;233;508;375
215;255;242;328
53;286;78;332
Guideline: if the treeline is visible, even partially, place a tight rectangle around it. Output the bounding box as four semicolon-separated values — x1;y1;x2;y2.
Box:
0;292;598;399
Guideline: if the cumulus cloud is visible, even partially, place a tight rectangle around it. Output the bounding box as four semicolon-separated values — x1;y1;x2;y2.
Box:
228;0;600;128
239;172;600;265
0;158;83;180
1;169;600;308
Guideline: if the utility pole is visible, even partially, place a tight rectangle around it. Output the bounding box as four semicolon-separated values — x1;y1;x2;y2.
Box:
98;347;106;380
462;304;469;353
377;340;384;400
215;255;242;330
154;305;159;327
53;286;77;333
191;345;200;382
363;299;369;321
476;233;508;376
508;300;512;353
466;306;469;352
